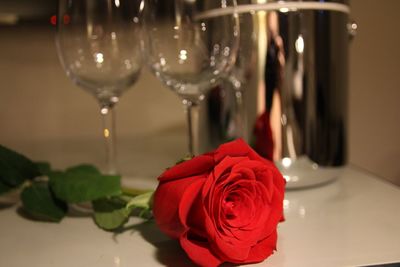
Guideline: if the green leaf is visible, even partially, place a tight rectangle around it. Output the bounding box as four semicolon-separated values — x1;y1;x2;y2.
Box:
35;162;52;176
121;187;152;197
175;155;194;165
21;182;67;222
127;191;154;219
0;145;40;187
127;191;154;210
93;191;154;230
93;197;131;230
66;164;100;175
49;168;121;204
0;180;13;195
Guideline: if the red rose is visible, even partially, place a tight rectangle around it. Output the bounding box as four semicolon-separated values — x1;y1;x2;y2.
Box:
153;139;285;266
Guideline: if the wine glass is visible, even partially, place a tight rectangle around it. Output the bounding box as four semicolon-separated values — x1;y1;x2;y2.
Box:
223;6;256;143
144;0;239;156
56;0;144;174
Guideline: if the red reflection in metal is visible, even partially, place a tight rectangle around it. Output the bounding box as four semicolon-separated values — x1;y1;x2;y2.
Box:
50;15;70;26
63;15;71;25
50;15;57;25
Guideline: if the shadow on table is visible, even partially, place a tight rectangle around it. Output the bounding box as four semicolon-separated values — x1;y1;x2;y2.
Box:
0;191;19;209
121;220;197;267
120;221;237;267
0;202;15;209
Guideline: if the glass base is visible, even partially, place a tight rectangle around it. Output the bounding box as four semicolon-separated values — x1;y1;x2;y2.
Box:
276;156;344;190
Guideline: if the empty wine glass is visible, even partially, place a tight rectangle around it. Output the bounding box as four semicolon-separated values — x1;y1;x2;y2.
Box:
217;5;256;143
56;0;144;174
144;0;239;156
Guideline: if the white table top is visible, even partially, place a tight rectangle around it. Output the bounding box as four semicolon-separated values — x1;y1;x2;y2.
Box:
1;166;399;267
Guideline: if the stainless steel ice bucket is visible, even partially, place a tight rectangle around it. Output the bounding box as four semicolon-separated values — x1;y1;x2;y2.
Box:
199;0;356;189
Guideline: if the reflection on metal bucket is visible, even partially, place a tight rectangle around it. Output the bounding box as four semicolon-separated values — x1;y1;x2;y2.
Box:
200;1;355;189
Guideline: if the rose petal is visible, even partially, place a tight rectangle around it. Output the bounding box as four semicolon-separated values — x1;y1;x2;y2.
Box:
270;184;285;220
180;230;222;267
271;169;286;222
202;172;218;224
223;190;255;228
204;207;218;242
202;156;246;213
225;230;278;265
244;230;277;263
273;167;286;192
213;178;236;239
230;165;257;181
218;179;273;245
213;139;252;163
213;156;247;182
212;232;251;262
179;178;206;229
258;184;285;238
153;174;206;239
255;168;275;203
159;155;214;182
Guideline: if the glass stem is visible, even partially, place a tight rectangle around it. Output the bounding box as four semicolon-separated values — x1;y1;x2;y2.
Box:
100;104;117;175
183;99;200;157
234;89;248;143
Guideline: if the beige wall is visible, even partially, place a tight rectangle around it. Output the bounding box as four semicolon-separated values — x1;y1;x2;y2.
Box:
349;0;400;185
0;0;399;184
0;25;186;177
